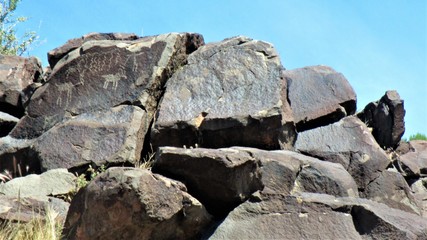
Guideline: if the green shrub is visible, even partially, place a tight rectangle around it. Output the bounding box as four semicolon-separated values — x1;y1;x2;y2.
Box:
409;133;427;141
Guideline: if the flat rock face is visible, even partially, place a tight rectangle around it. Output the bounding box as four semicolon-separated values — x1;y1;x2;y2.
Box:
32;105;148;171
153;146;358;216
0;55;42;118
284;65;356;131
151;36;295;150
295;116;391;190
361;170;421;215
357;90;405;149
209;193;362;240
0;168;76;201
399;140;427;177
47;32;139;68
0;111;19;137
11;32;204;139
62;167;212;240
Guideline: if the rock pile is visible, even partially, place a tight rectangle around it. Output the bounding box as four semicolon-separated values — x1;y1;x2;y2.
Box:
1;32;426;239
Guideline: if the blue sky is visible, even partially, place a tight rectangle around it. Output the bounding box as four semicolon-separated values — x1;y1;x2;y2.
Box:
14;0;426;137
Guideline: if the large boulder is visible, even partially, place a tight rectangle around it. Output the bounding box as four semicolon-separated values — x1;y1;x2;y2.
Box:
399;140;427;177
411;178;427;218
295;116;391;190
62;167;212;240
32;105;148;171
0;55;42;118
151;36;296;150
0;168;76;201
11;32;204;139
284;65;356;131
357;90;405;149
47;32;139;68
153;146;358;216
0;111;19;137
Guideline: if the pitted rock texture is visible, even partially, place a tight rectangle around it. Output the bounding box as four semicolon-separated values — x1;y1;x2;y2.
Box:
295;116;391;190
32;105;148;171
285;65;356;131
62;167;212;240
357;90;405;149
0;55;42;117
151;36;295;150
11;32;204;139
47;32;139;68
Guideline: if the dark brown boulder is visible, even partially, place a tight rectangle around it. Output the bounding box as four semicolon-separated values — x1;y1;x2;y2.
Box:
0;111;19;137
284;65;357;131
357;90;405;149
295;116;391;190
11;32;204;139
47;32;139;68
0;55;42;118
32;105;148;171
151;36;296;150
62;167;212;240
399;140;427;177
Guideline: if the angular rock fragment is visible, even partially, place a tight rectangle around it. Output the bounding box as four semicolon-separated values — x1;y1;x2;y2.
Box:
0;55;42;118
62;167;212;240
357;90;405;149
11;32;204;139
32;105;148;171
284;65;356;131
361;169;421;215
48;32;139;68
295;116;391;190
399;140;427;177
0;168;76;201
0;111;19;137
411;178;427;218
151;36;295;150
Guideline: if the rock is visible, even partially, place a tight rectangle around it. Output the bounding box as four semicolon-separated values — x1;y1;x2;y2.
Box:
361;169;421;215
0;195;69;224
0;111;19;137
48;32;139;68
0;136;39;178
300;192;427;239
357;90;405;149
32;105;148;171
153;146;358;216
151;36;296;150
0;55;42;118
62;167;212;240
295;116;391;190
208;193;362;240
11;32;204;139
0;168;76;201
284;65;356;131
399;140;427;177
411;178;427;217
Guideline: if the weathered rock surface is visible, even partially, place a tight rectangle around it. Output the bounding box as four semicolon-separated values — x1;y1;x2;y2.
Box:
11;32;204;139
62;167;212;240
153;146;358;216
295;116;390;190
0;195;69;224
411;178;427;217
301;193;427;239
399;140;427;177
209;193;362;240
284;65;356;131
32;105;148;171
48;32;139;68
361;169;421;215
151;36;295;150
0;111;19;137
0;168;76;201
357;90;405;149
0;55;42;118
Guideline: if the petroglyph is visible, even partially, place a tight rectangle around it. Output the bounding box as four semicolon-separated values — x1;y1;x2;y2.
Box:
102;73;127;90
56;82;74;106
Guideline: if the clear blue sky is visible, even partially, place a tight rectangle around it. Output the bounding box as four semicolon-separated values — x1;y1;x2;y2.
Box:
14;0;427;138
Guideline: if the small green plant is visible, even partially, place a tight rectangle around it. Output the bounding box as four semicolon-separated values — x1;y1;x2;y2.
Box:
408;133;427;141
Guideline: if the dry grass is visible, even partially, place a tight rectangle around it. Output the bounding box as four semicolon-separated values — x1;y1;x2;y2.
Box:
136;145;156;170
0;206;63;240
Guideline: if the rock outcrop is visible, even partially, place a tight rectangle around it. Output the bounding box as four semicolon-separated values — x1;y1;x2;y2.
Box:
399;140;427;177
